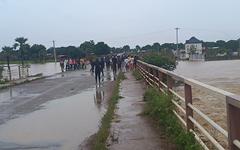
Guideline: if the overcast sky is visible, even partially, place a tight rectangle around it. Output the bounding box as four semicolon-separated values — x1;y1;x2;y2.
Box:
0;0;240;48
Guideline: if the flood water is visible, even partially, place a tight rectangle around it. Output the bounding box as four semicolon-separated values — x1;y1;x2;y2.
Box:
0;88;105;150
30;63;61;76
174;60;240;95
174;60;240;147
0;68;114;150
2;63;61;80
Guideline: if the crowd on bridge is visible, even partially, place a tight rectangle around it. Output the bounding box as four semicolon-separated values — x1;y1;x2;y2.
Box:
90;54;138;85
59;54;138;86
59;58;88;72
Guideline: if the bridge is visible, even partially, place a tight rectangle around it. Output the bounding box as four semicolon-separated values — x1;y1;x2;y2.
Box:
136;60;240;150
0;61;239;150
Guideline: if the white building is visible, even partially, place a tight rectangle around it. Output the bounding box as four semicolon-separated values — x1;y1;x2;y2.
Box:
180;37;205;61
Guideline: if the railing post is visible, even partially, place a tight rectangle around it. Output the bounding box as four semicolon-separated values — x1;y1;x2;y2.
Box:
158;71;163;90
7;56;12;81
226;95;240;150
18;65;21;79
184;83;194;131
150;68;154;83
147;66;151;84
144;65;150;86
167;75;174;90
27;66;29;77
155;69;159;86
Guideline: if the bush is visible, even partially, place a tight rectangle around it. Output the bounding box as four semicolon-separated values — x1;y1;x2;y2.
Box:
144;88;201;150
143;53;176;71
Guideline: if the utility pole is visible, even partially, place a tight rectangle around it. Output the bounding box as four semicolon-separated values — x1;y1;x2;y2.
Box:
239;38;240;55
6;56;11;81
175;27;180;59
53;40;57;63
20;46;24;66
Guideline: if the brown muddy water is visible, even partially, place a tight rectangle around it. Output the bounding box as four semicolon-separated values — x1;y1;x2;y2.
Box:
175;60;240;88
174;60;240;148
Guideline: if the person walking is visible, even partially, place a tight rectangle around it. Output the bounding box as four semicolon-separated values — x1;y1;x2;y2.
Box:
90;59;94;73
64;59;68;71
69;58;73;70
94;58;102;86
123;56;129;72
60;58;64;72
105;56;111;70
117;55;122;71
100;57;105;76
112;55;117;80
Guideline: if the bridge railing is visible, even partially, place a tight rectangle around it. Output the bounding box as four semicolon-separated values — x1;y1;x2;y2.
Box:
137;60;240;150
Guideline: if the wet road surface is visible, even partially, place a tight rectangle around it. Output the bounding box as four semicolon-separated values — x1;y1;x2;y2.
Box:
0;69;115;150
109;72;175;150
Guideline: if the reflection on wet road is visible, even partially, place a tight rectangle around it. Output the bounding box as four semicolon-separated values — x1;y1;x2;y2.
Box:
0;69;115;150
0;89;104;150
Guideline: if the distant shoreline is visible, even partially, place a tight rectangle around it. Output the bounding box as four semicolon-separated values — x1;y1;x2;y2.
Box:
0;60;56;65
205;56;240;61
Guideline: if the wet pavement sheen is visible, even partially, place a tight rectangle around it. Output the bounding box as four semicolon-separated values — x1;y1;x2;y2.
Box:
109;72;175;150
0;69;114;150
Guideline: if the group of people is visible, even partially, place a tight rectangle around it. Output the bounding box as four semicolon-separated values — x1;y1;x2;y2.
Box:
91;54;138;86
60;58;87;72
59;54;138;86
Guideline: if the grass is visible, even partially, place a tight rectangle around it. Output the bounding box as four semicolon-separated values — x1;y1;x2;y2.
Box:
92;72;125;150
143;88;202;150
132;69;143;80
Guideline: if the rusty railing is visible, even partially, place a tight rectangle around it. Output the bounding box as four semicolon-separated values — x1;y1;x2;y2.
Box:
137;60;240;150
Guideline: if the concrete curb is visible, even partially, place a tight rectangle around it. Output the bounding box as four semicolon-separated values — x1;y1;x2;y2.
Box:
0;74;45;90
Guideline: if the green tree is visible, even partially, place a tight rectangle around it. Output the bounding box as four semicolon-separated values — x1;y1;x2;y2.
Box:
225;40;239;52
30;44;47;62
216;40;226;48
135;45;141;51
80;40;95;54
143;52;176;71
14;37;28;65
122;45;130;52
94;42;110;55
204;42;217;48
152;42;161;51
142;44;152;50
160;43;175;50
2;46;14;58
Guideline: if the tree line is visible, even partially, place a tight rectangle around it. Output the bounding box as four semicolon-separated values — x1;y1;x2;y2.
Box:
0;38;112;64
204;40;240;58
0;37;178;63
0;37;239;64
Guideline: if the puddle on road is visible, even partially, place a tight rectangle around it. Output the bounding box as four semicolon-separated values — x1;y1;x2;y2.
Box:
0;87;106;150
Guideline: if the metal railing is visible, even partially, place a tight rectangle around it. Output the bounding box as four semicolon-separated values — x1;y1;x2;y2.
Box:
1;65;29;81
137;60;240;150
